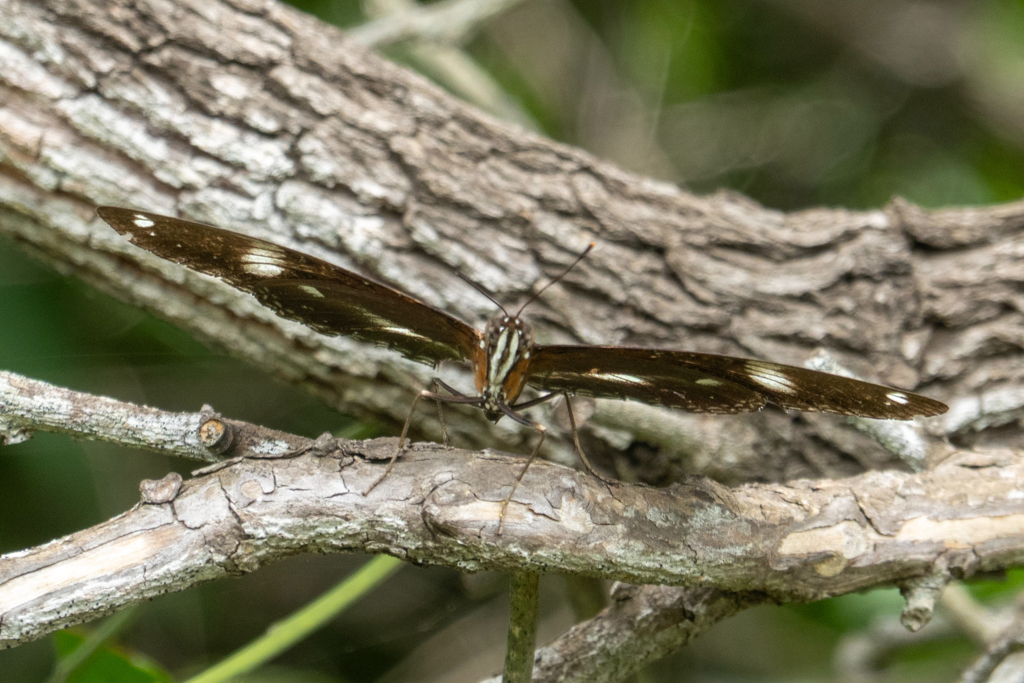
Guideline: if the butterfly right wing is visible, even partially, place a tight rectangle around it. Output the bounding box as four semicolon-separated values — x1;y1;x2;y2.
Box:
98;207;481;366
525;345;948;419
525;346;768;414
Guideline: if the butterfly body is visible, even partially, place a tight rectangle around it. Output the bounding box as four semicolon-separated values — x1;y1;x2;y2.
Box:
477;316;535;422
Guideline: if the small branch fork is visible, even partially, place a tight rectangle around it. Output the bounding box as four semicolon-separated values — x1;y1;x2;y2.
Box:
4;369;1024;680
834;584;1024;683
953;587;1024;683
960;623;1024;683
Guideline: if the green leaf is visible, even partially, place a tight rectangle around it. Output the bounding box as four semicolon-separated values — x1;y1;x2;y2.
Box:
52;630;172;683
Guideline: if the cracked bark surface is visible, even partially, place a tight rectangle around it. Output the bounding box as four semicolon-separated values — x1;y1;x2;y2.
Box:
2;368;1022;680
2;406;1023;650
2;0;1022;489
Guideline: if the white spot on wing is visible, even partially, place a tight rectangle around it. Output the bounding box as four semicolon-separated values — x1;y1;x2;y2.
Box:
887;392;909;405
696;378;721;386
362;314;432;342
240;246;287;278
297;285;325;298
243;262;284;277
242;246;285;261
745;360;797;394
588;372;648;385
133;215;154;228
381;326;429;340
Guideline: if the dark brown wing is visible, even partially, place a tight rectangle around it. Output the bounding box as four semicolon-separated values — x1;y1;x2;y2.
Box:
525;346;948;419
98;207;480;365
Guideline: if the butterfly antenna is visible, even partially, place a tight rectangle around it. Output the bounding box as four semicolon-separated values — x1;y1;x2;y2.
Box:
517;242;595;316
457;272;509;316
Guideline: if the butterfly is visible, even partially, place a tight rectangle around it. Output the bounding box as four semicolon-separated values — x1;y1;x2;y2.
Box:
97;207;948;528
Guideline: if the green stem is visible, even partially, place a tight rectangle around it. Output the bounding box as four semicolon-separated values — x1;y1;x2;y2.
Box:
184;554;403;683
502;571;540;683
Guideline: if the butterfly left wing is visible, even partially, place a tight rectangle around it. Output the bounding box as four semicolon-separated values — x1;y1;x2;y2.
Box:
525;346;948;419
97;207;481;366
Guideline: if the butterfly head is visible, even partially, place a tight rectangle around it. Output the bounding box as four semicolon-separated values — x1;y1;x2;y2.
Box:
478;315;535;422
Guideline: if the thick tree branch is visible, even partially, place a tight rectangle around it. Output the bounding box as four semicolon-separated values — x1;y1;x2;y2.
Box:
3;370;1024;664
2;0;1022;491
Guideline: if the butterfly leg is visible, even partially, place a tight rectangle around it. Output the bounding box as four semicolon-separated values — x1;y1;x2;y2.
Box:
511;392;558;410
432;378;469;447
496;404;547;534
513;393;612;484
562;392;613;484
364;389;482;495
431;379;449;447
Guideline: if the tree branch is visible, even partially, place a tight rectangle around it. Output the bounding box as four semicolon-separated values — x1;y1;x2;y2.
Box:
3;370;1024;663
0;371;224;462
2;0;1021;490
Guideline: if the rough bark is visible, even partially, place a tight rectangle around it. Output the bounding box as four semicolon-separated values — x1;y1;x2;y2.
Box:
3;369;1024;683
1;0;1022;487
10;439;1015;631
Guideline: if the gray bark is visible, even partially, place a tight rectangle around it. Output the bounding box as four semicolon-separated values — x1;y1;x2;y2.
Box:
3;369;1024;683
2;0;1021;485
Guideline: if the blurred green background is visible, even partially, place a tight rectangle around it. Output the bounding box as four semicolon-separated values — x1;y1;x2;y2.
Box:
3;0;1024;681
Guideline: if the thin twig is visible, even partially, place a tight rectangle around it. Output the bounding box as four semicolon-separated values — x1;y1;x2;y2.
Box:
0;372;218;462
957;592;1024;683
0;371;307;464
351;0;526;48
833;613;955;683
959;629;1024;683
941;583;1003;646
357;0;537;127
